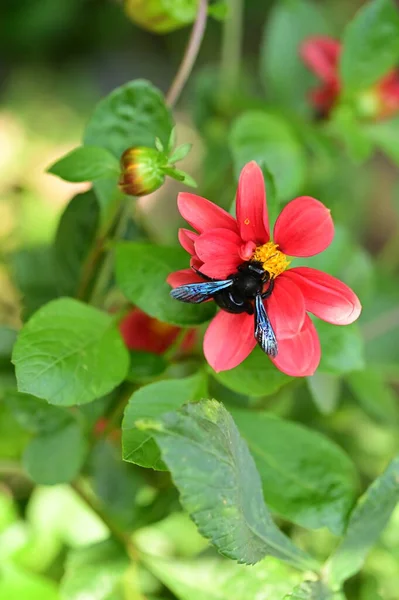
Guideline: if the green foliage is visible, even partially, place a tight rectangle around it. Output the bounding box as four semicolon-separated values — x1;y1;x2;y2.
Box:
3;0;399;596
122;373;206;469
126;350;167;382
284;580;342;599
366;117;399;166
229;111;306;199
260;0;330;113
326;454;399;586
211;346;292;397
346;369;399;425
84;80;173;159
340;0;399;93
13;298;129;406
0;564;58;600
23;421;87;485
115;242;216;325
231;409;358;534
53;190;100;296
48;146;120;183
143;556;303;600
140;399;318;569
316;322;365;375
61;539;129;600
9;247;60;320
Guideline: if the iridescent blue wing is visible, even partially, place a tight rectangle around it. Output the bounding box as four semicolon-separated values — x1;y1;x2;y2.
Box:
170;279;233;304
254;293;278;357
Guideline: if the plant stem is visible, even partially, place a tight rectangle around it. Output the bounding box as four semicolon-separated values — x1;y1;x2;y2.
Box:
166;0;209;107
89;199;132;307
220;0;244;96
71;479;138;560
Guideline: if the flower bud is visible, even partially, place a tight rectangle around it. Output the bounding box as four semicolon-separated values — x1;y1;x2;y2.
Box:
119;147;165;197
123;0;196;34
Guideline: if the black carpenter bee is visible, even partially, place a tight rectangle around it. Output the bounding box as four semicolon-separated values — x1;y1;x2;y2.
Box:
170;261;278;357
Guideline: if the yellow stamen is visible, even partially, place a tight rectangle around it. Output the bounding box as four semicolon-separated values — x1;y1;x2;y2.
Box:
251;241;290;278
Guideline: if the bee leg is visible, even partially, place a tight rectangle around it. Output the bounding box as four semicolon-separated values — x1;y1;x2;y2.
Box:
261;279;275;299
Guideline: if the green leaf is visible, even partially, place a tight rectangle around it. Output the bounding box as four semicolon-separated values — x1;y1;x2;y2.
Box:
48;146;120;183
127;350;167;382
229;111;306;199
231;409;358;534
165;166;197;188
316;322;365;375
143;556;302;600
84;80;173;159
141;400;318;569
0;564;58;600
284;580;342;599
211;346;292;397
5;391;71;433
122;373;205;469
208;2;228;21
366;117;399;166
260;0;330;114
346;369;399;424
326;454;399;586
329;105;374;163
0;326;17;368
23;421;87;485
115;242;215;326
340;0;399;92
307;373;342;415
13;298;129;406
53;190;100;296
9;247;59;320
169;143;192;164
61;539;129;600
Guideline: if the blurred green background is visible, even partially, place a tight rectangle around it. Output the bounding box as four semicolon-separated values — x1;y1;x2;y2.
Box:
1;1;399;599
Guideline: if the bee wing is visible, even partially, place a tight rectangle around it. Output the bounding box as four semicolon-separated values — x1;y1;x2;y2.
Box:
254;293;278;357
170;279;233;304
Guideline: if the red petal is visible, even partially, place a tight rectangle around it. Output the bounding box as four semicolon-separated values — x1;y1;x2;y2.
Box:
236;161;270;244
178;228;198;255
195;228;241;261
178;192;238;234
274;196;334;257
265;273;306;340
119;309;180;354
271;315;321;377
204;311;256;372
300;36;340;83
167;269;203;288
200;257;242;279
285;267;362;325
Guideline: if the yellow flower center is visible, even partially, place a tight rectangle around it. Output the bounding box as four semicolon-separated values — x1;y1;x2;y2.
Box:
251;241;290;278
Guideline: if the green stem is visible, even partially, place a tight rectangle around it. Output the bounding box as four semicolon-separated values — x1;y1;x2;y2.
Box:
166;0;209;107
220;0;244;97
89;199;133;307
77;193;124;302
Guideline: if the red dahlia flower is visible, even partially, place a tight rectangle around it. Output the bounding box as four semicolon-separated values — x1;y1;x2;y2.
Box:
301;36;399;120
120;308;195;355
167;161;361;377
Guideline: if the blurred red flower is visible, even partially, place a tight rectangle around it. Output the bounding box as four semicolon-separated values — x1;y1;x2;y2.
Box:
119;308;196;355
168;162;361;377
301;36;399;119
